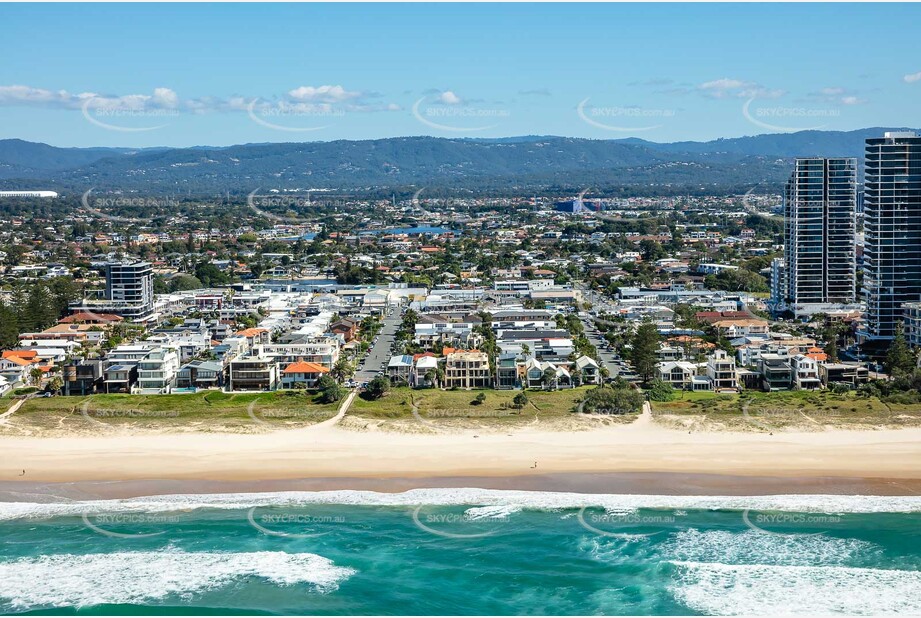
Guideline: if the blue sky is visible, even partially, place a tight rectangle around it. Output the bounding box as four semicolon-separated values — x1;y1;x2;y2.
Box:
1;2;919;147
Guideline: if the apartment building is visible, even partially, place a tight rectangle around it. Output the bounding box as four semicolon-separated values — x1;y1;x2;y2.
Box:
444;350;492;389
782;158;857;308
71;261;155;322
862;132;921;342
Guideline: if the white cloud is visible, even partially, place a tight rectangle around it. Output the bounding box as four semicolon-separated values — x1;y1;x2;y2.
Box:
904;71;921;83
841;96;865;105
287;85;363;103
808;86;867;105
0;83;399;115
0;85;95;109
152;87;180;108
438;90;463;105
700;78;750;92
696;78;784;100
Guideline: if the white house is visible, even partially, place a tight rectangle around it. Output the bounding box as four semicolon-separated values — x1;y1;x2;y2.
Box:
413;355;439;387
135;348;181;394
790;354;822;390
656;361;700;390
706;350;738;392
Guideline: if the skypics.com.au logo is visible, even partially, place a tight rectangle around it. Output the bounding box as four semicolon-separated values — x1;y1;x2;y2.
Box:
742;98;840;133
411;505;516;539
247;507;344;538
81;95;179;133
412;91;509;133
81;188;178;224
82;511;182;539
577;97;675;133
246;98;345;133
577;507;682;539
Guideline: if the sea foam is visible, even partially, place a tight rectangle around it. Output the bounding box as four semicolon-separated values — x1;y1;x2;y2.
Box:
669;561;921;615
1;488;920;521
662;528;883;567
0;549;355;610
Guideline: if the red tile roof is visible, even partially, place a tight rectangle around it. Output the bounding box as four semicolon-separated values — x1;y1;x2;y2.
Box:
282;361;330;374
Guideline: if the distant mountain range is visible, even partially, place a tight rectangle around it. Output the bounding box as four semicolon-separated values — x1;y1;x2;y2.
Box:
0;128;914;196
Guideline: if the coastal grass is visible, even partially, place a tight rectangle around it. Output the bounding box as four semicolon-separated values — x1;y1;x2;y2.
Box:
652;389;921;431
414;386;592;419
6;390;340;433
343;385;637;431
413;385;638;427
349;387;415;418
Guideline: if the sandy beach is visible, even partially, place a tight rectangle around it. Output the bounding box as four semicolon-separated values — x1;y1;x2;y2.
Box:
2;407;920;493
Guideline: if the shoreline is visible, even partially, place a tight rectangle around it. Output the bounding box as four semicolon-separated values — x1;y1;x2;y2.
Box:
1;419;920;498
2;472;920;503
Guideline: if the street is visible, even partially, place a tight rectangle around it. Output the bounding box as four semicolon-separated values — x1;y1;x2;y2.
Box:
579;314;622;379
355;309;402;383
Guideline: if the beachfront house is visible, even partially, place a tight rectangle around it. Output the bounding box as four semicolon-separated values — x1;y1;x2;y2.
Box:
656;361;699;390
706;350;738;392
444;349;492;389
228;356;279;391
280;361;330;389
574;355;600;385
790;355;822;390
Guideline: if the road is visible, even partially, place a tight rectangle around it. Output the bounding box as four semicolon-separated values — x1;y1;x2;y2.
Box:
579;315;622;378
355;309;402;383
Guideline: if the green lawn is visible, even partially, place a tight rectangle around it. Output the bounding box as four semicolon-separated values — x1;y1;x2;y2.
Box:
652;389;921;430
8;390;340;432
348;387;415;418
344;385;607;424
413;386;600;420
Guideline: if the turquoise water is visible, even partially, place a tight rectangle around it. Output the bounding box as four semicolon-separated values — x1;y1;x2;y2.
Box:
1;489;920;615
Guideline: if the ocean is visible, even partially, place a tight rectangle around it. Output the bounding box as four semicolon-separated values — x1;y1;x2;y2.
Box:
1;489;920;615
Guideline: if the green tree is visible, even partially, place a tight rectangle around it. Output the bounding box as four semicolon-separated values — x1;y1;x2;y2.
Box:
885;321;916;378
331;357;354;382
578;386;644;415
0;303;19;350
646;378;674;402
48;376;64;394
512;391;529;410
705;269;769;293
824;338;839;364
364;375;391;400
316;374;345;403
629;321;660;384
541;366;557;390
24;284;56;332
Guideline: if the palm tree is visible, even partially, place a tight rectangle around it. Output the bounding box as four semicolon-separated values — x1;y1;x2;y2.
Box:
331;357;354;383
599;366;610;387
